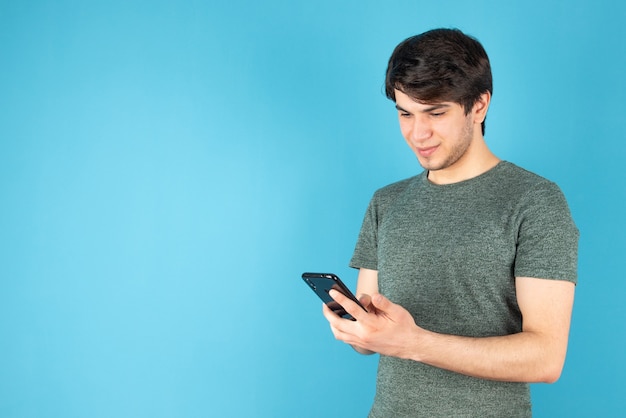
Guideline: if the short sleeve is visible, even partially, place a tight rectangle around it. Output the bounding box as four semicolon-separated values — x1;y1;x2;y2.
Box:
349;193;380;271
514;182;579;283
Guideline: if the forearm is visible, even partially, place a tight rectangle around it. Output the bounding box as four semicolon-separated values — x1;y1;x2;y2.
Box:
408;328;566;383
327;279;573;382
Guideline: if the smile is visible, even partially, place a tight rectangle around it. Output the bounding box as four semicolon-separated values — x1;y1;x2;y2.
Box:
417;145;438;157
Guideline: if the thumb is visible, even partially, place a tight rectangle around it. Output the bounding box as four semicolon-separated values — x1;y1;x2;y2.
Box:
371;293;394;311
371;293;414;324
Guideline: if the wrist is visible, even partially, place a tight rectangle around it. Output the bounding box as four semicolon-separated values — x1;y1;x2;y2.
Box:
405;326;432;363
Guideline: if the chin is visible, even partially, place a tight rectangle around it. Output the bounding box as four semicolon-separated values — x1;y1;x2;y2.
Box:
416;159;442;171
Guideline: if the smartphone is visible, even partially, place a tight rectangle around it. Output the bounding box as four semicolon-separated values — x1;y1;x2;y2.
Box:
301;272;367;320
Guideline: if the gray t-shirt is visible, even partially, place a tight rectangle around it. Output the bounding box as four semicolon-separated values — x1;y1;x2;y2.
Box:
350;161;579;417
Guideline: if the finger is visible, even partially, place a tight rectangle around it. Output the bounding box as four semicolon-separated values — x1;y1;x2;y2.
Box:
322;302;348;325
358;293;372;308
329;289;367;321
370;293;409;321
370;293;398;315
322;302;336;321
371;293;389;308
322;303;357;342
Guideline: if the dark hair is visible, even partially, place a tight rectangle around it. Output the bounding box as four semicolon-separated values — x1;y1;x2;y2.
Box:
385;28;492;134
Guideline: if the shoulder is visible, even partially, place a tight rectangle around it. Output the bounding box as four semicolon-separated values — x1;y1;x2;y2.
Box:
495;162;564;198
362;173;424;219
372;173;423;201
498;162;577;229
497;161;553;186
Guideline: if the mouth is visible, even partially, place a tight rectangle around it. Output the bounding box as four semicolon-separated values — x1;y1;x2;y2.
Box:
417;145;438;157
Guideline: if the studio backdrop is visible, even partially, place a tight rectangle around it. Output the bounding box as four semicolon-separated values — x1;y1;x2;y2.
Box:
1;1;624;417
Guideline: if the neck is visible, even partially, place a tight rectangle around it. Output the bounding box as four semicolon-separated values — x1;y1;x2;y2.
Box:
427;136;500;185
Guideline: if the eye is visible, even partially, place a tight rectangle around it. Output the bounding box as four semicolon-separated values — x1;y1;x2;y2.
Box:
430;111;446;117
399;112;412;118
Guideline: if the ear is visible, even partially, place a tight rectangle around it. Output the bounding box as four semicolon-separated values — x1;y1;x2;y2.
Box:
472;92;491;125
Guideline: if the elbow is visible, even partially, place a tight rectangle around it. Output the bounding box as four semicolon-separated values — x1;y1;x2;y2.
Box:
536;357;566;384
527;333;569;383
540;369;561;384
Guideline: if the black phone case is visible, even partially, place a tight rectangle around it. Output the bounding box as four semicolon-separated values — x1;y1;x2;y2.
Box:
302;272;367;320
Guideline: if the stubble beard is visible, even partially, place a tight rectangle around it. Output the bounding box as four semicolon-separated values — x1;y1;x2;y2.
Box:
420;115;475;172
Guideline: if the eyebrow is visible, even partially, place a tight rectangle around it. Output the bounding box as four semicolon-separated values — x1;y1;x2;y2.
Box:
395;103;451;113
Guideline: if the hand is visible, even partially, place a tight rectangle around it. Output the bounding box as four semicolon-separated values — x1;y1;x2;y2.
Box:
322;289;423;359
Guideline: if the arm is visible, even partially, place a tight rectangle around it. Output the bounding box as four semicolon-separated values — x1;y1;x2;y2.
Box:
323;275;575;383
355;267;379;302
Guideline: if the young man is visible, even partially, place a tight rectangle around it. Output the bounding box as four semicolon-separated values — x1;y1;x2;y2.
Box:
322;28;579;417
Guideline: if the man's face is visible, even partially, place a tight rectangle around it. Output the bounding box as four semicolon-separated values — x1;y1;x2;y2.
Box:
394;89;477;178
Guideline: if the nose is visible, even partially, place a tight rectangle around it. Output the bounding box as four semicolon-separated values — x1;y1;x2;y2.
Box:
409;116;432;143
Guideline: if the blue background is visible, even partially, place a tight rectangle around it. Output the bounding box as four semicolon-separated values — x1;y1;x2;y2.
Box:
1;1;624;417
